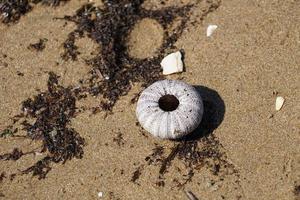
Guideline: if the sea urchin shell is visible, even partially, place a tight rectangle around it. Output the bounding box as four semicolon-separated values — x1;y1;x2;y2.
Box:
136;80;204;139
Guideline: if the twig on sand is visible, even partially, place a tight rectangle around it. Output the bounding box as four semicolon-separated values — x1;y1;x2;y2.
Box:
185;190;199;200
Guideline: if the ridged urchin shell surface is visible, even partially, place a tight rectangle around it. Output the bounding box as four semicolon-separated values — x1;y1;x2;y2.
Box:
136;80;204;139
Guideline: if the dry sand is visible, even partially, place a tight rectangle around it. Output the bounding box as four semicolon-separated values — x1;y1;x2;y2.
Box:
0;0;299;199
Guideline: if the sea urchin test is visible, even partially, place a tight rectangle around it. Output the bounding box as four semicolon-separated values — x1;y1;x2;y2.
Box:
136;80;204;139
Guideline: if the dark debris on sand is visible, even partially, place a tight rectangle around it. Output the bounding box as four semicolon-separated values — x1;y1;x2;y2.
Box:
60;3;99;61
0;172;6;183
0;0;32;24
133;134;238;188
0;0;69;24
295;184;300;198
131;165;143;184
0;148;23;161
61;0;197;110
0;72;84;179
28;38;47;51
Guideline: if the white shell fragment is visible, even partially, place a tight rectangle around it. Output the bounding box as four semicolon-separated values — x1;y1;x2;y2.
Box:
97;192;103;198
206;25;218;37
160;51;183;75
275;96;285;111
136;80;204;139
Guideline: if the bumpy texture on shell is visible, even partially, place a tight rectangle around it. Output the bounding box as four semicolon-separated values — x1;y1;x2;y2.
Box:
136;80;204;139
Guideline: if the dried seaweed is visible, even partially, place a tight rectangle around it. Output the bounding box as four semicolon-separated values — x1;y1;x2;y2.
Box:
59;0;222;112
22;157;52;179
0;72;85;179
28;38;47;51
0;148;23;161
0;0;32;23
131;165;143;183
144;145;164;165
61;0;198;110
0;128;13;137
139;134;237;188
0;0;69;24
61;32;80;61
113;132;125;146
21;72;84;178
60;3;99;61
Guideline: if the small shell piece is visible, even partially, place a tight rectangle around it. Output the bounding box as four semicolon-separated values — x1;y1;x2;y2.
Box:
160;51;183;75
206;25;218;37
97;192;103;198
136;80;204;139
275;96;285;111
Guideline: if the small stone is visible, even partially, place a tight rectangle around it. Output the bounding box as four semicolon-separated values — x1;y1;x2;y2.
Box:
207;25;218;37
35;152;43;156
267;114;274;119
97;192;103;198
160;51;183;75
275;96;285;111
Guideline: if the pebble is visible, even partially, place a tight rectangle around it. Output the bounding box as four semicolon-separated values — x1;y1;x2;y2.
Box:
160;51;183;75
275;96;285;111
207;25;218;37
267;114;274;119
97;192;103;198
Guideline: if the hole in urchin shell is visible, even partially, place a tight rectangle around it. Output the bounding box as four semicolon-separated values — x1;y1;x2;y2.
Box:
158;95;179;111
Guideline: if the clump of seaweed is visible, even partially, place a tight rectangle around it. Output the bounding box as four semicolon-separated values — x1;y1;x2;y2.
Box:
0;0;69;24
60;0;222;111
0;148;24;161
60;3;99;61
131;165;143;184
0;72;84;179
61;0;198;110
0;0;32;23
28;38;47;51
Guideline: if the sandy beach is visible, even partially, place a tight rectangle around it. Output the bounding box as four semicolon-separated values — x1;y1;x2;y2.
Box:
0;0;299;199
